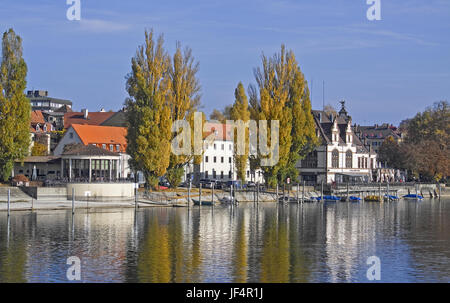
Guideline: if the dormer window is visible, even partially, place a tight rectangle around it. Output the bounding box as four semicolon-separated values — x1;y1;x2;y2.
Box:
36;124;40;132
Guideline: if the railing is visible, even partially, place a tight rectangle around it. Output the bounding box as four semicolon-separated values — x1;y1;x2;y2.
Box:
44;178;135;187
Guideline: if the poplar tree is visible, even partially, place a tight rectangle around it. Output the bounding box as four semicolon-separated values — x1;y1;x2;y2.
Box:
166;43;201;187
125;30;172;189
0;29;30;182
249;45;318;187
230;82;250;182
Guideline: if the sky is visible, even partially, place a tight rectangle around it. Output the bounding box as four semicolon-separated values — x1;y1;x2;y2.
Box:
1;0;449;125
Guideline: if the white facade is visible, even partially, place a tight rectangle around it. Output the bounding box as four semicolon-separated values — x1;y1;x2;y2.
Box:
53;125;132;179
297;105;377;184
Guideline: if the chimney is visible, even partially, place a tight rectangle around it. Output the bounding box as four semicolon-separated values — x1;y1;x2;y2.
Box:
82;108;88;119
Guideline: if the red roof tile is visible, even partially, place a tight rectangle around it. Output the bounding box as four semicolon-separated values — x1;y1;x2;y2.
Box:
64;112;115;129
31;110;45;124
71;124;128;153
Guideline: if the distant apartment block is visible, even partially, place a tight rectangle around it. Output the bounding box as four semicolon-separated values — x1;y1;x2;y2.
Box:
27;90;72;112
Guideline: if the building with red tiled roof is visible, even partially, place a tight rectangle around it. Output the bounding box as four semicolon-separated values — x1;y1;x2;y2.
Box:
64;109;115;129
54;124;127;155
53;124;131;179
30;110;54;133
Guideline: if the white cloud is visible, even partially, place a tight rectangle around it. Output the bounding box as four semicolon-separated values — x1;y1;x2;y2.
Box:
78;19;132;33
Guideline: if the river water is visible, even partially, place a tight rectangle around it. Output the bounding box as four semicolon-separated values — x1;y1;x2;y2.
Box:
0;199;449;282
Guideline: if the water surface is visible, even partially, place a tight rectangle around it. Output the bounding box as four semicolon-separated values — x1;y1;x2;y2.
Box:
0;199;449;282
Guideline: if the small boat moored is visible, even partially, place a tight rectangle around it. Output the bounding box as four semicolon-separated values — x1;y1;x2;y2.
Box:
402;194;424;200
317;195;340;202
365;195;381;202
349;196;362;202
192;199;218;206
384;194;400;201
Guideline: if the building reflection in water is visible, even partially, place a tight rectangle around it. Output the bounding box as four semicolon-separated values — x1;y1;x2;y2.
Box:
0;200;449;282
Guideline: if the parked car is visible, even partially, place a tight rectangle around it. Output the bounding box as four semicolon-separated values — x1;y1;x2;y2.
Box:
246;181;256;188
199;178;213;188
214;180;224;189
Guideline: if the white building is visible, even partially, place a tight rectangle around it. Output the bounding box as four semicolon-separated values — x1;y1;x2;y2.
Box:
53;124;132;179
296;102;377;184
186;122;264;185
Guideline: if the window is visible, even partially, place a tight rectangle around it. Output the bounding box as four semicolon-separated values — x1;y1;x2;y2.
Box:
102;144;106;149
229;144;232;150
205;156;209;163
332;149;339;168
228;171;232;178
213;156;216;163
221;157;224;163
36;124;40;132
229;157;231;163
205;171;208;179
110;144;114;151
358;157;361;168
301;151;318;168
247;171;250;178
116;145;120;152
69;132;73;139
214;144;216;150
221;144;224;150
345;150;352;168
365;158;368;168
220;171;224;179
213;170;216;178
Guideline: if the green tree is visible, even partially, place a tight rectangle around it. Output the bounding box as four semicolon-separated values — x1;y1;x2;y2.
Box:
125;30;172;189
230;82;250;182
0;29;30;182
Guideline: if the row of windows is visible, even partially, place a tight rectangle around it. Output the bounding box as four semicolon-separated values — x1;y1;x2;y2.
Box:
205;156;232;163
357;157;374;169
35;123;54;132
93;143;121;152
31;101;63;108
303;150;374;169
331;150;353;168
208;143;232;151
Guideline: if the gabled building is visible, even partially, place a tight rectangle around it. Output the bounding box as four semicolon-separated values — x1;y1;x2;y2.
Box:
296;101;377;184
353;123;403;154
54;124;131;179
30;110;54;154
63;109;115;129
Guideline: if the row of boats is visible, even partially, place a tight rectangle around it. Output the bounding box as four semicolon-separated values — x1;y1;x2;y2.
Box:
191;193;424;205
280;193;424;203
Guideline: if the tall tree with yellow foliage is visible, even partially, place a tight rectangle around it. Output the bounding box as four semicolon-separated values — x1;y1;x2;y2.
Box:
166;42;201;187
0;29;30;182
248;45;318;187
125;30;172;189
230;82;250;182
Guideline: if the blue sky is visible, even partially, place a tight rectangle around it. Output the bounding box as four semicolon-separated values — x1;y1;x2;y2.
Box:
1;0;449;125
